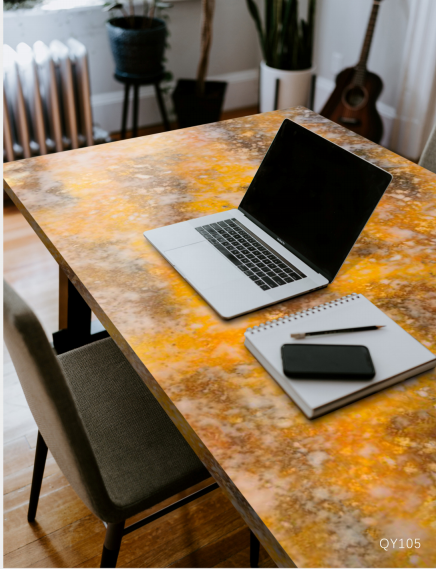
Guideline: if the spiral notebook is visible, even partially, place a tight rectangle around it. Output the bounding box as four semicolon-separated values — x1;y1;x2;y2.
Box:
244;294;436;418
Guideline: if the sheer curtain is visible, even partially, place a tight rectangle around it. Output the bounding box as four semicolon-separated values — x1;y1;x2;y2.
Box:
390;0;436;160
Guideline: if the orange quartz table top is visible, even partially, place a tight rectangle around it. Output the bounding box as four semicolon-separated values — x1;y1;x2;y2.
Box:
4;108;436;568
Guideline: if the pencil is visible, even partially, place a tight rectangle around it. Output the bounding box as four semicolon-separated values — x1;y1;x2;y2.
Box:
290;325;385;340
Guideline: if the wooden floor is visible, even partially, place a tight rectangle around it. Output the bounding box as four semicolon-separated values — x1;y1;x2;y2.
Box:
109;107;259;141
3;108;276;568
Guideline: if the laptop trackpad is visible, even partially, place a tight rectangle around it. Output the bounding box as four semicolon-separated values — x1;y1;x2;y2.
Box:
166;241;243;290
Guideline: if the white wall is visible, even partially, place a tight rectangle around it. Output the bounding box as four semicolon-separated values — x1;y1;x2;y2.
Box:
4;0;262;133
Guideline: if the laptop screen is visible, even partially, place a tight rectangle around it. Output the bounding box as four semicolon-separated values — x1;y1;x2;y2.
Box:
239;119;392;282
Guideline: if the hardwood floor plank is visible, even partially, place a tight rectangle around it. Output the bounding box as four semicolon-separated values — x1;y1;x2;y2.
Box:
77;542;279;569
122;490;244;568
109;106;259;142
3;377;30;404
168;526;249;568
25;430;39;450
73;555;101;568
214;544;276;568
27;490;239;569
3;516;104;569
4;457;61;496
260;554;277;567
4;438;37;478
4;472;70;514
3;485;90;554
123;477;215;528
4;410;38;446
4;436;54;478
214;548;250;568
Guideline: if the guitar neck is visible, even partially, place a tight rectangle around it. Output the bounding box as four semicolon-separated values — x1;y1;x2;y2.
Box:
356;0;382;75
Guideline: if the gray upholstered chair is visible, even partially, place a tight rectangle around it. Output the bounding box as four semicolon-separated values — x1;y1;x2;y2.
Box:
419;121;436;173
3;280;217;568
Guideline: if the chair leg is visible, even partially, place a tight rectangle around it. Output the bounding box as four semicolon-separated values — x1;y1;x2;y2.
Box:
27;431;48;523
250;529;260;568
100;520;125;568
154;82;171;131
132;85;139;138
121;83;130;140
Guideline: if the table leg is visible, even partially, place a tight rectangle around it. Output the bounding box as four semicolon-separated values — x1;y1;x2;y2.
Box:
250;530;260;568
59;266;69;330
121;83;130;140
132;85;139;138
154;82;171;131
54;267;108;354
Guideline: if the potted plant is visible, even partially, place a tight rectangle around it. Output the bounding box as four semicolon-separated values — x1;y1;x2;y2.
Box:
172;0;227;128
246;0;316;112
105;0;170;77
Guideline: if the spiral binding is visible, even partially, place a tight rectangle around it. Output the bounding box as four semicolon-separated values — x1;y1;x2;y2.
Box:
245;293;361;335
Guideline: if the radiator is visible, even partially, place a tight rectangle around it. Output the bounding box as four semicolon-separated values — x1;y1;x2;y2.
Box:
3;38;110;162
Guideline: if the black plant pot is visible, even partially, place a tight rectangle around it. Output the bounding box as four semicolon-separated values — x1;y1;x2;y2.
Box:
106;17;167;77
172;79;227;128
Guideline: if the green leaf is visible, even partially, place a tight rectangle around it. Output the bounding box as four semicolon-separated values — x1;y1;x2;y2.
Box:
249;0;315;70
271;0;283;68
245;0;266;60
307;0;316;67
280;0;295;69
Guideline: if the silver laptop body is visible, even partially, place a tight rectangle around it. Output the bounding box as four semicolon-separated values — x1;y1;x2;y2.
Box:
145;119;392;319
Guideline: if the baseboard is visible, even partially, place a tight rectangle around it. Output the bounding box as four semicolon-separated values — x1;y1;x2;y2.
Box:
91;68;259;134
314;76;396;148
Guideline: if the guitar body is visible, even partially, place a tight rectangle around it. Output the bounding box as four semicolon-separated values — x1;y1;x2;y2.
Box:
321;67;384;143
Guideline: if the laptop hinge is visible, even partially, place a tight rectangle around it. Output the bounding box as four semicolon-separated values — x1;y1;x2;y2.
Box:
238;208;331;282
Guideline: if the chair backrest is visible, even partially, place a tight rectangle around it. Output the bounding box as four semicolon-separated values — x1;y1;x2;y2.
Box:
419;121;436;174
3;280;112;520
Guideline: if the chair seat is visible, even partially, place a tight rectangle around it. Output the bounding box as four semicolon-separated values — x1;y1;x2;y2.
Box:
58;337;209;521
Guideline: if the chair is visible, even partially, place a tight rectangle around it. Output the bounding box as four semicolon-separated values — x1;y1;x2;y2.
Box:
419;121;436;174
3;280;217;568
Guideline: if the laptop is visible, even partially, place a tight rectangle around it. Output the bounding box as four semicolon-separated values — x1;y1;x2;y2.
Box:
144;119;392;319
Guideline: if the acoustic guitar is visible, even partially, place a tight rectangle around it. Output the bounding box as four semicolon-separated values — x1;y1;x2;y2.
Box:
321;0;384;143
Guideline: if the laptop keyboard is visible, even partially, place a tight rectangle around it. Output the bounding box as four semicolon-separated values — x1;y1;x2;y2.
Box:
195;218;305;291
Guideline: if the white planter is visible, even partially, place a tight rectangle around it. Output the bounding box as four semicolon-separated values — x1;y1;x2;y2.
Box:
260;61;314;113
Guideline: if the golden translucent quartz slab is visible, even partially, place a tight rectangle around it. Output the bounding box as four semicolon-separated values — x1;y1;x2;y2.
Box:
4;108;436;568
